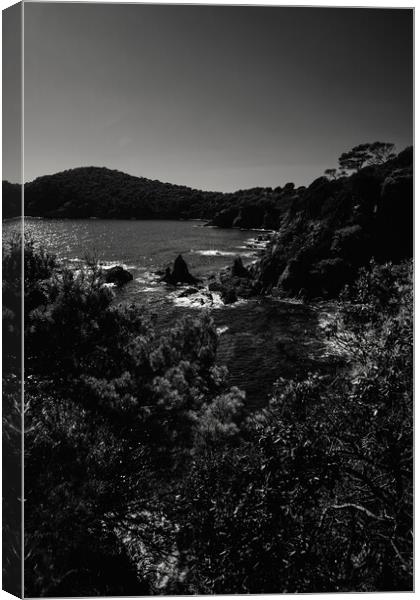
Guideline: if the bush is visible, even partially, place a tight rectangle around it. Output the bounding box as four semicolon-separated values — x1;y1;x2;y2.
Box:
3;239;242;596
178;260;413;593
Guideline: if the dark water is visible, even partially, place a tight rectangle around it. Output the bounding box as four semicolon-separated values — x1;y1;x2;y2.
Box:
4;218;336;407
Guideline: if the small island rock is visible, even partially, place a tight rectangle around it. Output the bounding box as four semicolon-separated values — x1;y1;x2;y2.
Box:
105;266;133;286
232;256;251;278
162;254;200;285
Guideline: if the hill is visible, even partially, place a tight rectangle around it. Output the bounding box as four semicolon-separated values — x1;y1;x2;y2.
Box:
2;166;295;227
252;146;413;298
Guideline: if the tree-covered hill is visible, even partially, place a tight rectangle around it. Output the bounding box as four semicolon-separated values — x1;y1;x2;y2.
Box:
2;166;294;226
252;145;413;298
2;144;413;270
2;181;21;218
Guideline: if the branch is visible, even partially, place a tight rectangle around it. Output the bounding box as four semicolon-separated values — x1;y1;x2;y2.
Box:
325;502;393;521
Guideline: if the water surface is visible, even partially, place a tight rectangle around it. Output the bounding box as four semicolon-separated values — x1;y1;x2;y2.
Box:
4;217;260;306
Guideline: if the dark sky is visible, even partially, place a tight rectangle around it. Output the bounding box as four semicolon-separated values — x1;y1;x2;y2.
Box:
19;3;413;191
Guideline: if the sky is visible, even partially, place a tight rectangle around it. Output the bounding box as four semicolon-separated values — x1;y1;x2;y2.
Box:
11;3;414;191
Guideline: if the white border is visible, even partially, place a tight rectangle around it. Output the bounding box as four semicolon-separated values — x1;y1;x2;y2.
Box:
0;2;415;600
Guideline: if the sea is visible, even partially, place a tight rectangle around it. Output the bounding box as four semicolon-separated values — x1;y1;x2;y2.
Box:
3;217;334;407
4;217;264;304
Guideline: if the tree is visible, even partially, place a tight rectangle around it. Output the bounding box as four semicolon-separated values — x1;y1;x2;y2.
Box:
324;168;338;180
324;168;347;180
339;142;396;173
367;141;396;165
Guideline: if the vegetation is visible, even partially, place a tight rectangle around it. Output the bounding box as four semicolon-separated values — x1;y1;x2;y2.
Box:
2;167;293;229
253;145;412;298
3;237;244;596
2;235;412;595
2;141;413;595
3;144;409;255
338;142;396;172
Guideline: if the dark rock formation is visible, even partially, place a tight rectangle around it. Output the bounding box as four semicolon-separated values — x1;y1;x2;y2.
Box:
231;257;251;278
209;208;237;228
208;280;224;292
162;255;199;285
221;286;238;304
104;266;133;286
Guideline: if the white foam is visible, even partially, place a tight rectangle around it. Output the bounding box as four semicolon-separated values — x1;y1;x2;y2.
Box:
170;288;223;309
216;325;229;335
100;261;135;270
192;249;254;258
135;272;160;285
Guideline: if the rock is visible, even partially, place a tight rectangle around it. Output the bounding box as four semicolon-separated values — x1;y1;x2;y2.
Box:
208;208;237;228
271;287;285;298
208;280;223;292
231;256;251;278
262;211;278;230
104;266;133;286
162;267;173;284
178;287;199;297
236;285;254;299
221;286;238;304
162;254;200;285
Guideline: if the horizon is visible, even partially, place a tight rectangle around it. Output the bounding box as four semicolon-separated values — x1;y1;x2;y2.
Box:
3;139;414;193
4;4;413;192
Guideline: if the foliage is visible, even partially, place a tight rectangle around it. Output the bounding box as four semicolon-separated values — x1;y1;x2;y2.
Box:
3;167;293;230
339;142;396;172
177;260;412;593
2;238;243;596
2;232;412;594
255;145;412;298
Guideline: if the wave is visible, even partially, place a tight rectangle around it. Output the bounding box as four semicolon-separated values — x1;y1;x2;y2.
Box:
100;261;135;270
170;289;249;311
171;289;224;309
135;271;161;284
192;249;255;258
64;257;138;271
216;325;229;335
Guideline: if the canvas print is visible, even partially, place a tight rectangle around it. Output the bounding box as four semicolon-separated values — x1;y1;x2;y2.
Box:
2;2;413;597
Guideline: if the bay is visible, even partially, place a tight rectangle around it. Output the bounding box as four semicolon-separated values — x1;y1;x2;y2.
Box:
3;217;333;407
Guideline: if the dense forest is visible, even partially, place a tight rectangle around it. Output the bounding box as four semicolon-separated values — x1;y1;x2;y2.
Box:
2;142;413;595
190;144;413;302
2;166;294;227
252;145;413;298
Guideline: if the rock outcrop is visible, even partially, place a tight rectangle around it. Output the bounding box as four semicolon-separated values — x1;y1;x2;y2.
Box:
231;257;251;278
104;266;133;286
221;287;238;304
162;255;200;285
